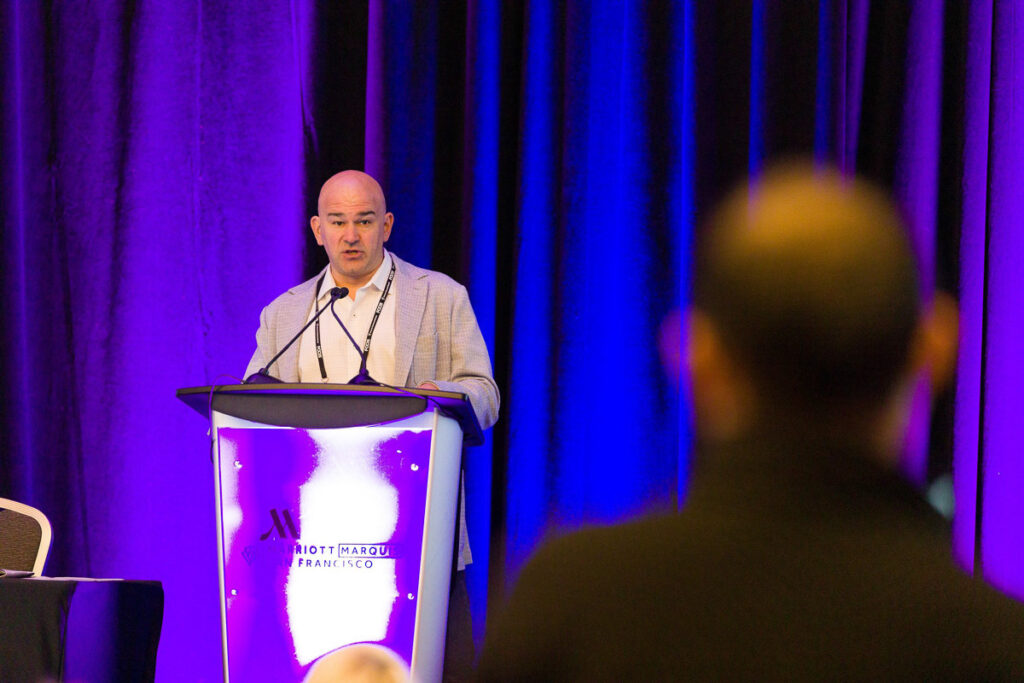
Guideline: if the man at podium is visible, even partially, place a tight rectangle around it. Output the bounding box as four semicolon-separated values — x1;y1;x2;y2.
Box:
245;169;498;430
244;169;499;679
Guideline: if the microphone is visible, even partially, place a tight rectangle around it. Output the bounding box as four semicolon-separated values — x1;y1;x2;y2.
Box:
328;297;379;386
244;286;348;383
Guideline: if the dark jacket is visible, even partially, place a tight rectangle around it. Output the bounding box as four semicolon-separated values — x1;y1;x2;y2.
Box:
478;432;1024;681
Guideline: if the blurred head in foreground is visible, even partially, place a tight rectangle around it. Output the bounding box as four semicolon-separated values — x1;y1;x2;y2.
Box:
687;163;957;460
303;643;408;683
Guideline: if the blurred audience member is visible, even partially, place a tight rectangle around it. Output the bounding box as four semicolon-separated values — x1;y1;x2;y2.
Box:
304;643;408;683
477;164;1024;681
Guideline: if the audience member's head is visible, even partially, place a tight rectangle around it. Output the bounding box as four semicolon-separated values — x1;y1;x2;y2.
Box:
687;162;957;452
302;643;409;683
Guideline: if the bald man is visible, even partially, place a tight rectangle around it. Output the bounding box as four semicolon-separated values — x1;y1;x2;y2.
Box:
246;170;498;428
476;164;1024;681
245;170;498;681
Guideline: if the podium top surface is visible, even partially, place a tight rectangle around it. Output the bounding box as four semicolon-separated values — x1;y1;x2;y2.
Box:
176;383;483;446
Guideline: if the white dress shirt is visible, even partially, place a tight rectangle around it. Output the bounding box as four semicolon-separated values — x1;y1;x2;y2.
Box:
297;251;397;384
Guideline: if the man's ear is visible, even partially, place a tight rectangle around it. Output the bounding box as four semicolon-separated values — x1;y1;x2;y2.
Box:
910;292;959;393
310;215;324;245
685;309;717;389
686;309;754;441
383;212;394;243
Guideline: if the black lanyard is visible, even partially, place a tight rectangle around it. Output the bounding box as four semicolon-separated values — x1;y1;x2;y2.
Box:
313;259;396;381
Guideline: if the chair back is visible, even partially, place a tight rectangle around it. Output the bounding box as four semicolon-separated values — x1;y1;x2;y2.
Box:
0;498;52;576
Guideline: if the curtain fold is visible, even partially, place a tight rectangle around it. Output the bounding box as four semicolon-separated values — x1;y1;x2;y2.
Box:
2;2;313;679
503;0;689;584
460;0;502;643
953;0;1024;599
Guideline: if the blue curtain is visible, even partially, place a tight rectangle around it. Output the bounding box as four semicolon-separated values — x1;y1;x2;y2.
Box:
499;0;693;582
3;1;1022;678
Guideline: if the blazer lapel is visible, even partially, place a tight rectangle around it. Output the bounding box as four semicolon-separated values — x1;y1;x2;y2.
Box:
273;271;322;382
394;257;426;385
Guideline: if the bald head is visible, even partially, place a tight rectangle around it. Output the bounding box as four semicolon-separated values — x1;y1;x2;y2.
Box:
311;170;394;291
303;643;408;683
693;164;920;417
318;170;388;215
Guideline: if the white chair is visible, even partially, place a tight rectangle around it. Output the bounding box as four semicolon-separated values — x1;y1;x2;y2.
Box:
0;498;52;576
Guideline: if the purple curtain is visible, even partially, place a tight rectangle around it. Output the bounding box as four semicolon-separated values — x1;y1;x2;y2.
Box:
953;0;1024;599
1;2;313;677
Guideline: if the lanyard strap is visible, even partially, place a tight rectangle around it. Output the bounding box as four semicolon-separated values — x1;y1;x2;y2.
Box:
313;272;328;380
314;259;396;381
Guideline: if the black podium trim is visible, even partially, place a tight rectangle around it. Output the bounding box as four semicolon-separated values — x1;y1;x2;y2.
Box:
176;384;483;446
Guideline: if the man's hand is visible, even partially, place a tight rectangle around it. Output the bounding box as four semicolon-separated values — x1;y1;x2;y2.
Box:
418;381;440;391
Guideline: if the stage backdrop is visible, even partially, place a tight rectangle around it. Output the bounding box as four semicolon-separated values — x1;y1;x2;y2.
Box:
2;2;1022;680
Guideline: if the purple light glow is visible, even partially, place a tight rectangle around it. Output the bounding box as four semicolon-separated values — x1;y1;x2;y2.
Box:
954;0;1024;601
972;0;1024;599
1;3;313;679
952;0;993;572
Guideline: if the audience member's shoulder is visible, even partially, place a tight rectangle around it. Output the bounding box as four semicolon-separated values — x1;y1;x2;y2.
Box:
521;512;685;583
940;579;1024;680
948;573;1024;629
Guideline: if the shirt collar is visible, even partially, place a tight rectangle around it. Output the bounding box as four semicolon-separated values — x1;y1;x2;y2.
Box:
316;250;393;302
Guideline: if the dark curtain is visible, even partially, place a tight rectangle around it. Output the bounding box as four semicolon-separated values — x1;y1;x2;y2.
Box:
2;1;1021;678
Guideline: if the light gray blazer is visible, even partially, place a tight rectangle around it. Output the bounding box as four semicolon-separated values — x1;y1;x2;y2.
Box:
244;253;499;570
244;252;500;430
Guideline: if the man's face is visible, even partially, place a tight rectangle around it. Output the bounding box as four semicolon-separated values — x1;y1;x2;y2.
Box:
311;177;393;288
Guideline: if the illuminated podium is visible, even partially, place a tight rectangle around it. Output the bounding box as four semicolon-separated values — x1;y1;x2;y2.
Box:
177;384;481;682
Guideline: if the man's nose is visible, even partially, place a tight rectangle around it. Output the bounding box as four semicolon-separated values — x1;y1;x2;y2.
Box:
341;225;359;243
